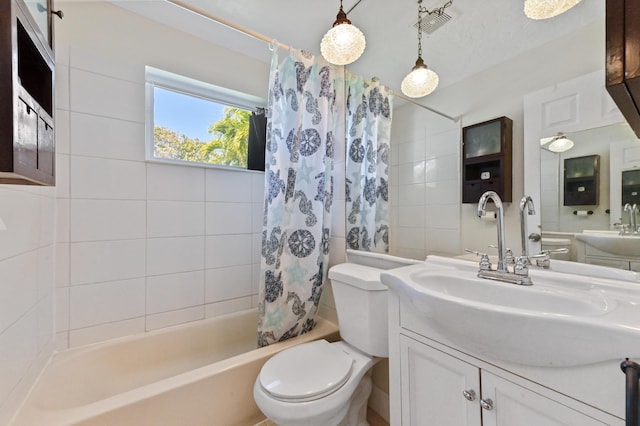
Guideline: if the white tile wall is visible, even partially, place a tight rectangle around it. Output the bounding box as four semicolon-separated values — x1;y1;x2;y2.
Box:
390;105;462;259
69;278;146;329
0;186;55;424
53;40;270;351
146;270;205;314
70;239;146;285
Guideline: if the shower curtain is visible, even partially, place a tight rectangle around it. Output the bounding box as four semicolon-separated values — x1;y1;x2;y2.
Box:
257;49;343;346
345;73;393;253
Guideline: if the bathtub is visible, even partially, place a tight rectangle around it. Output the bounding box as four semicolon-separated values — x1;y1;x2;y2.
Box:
13;309;339;426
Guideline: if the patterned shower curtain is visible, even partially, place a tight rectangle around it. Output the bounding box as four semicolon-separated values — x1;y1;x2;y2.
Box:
345;73;393;253
257;49;343;347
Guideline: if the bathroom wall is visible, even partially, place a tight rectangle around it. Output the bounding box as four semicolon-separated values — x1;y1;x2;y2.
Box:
390;19;606;259
0;185;56;424
389;107;462;259
49;1;335;349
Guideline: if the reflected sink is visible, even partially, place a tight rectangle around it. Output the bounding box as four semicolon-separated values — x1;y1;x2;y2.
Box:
575;230;640;256
381;256;640;367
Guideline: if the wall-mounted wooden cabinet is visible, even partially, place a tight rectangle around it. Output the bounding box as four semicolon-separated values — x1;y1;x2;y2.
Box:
564;155;600;206
0;0;56;185
462;116;512;203
606;0;640;139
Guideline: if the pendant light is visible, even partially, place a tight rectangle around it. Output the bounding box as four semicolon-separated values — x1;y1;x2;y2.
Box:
401;0;439;98
524;0;583;20
543;132;575;153
320;0;366;66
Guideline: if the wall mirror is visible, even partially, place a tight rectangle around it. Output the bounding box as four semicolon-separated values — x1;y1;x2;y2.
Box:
539;123;639;234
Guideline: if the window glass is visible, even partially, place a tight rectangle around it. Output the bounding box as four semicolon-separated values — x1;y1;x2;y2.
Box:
145;67;267;170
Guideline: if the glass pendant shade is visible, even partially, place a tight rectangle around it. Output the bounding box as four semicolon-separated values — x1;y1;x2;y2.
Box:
401;58;439;98
320;5;366;66
547;135;574;153
524;0;583;20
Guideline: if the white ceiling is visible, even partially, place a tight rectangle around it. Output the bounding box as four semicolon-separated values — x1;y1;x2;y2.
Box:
110;0;605;95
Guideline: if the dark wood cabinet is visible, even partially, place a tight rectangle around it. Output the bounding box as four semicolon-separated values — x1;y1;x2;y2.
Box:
564;155;600;206
0;0;55;185
606;0;640;139
462;116;512;203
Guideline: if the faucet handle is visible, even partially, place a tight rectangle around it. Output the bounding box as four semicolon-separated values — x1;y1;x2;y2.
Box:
514;256;530;277
529;251;551;268
488;244;515;265
464;249;492;271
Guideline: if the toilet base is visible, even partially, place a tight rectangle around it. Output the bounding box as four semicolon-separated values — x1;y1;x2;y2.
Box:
338;371;372;426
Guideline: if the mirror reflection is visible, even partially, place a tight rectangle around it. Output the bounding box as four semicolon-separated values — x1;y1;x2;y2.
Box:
540;123;640;232
540;122;640;266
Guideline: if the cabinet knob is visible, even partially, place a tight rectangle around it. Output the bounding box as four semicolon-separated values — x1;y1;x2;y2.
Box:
52;10;64;19
480;398;494;410
462;389;476;401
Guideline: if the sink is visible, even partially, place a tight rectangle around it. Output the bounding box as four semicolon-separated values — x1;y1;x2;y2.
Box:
381;256;640;367
575;231;640;256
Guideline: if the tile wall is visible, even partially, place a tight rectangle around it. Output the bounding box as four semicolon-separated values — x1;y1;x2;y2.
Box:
389;103;462;260
54;45;267;346
0;185;56;423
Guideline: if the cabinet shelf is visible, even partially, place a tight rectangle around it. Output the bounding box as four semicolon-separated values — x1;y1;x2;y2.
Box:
462;117;512;203
0;0;56;185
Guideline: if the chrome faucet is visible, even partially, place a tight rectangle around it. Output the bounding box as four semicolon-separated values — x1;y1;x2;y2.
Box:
519;196;535;258
478;191;507;272
623;203;637;234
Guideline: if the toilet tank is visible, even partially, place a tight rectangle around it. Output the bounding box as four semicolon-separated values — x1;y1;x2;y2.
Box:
328;263;389;357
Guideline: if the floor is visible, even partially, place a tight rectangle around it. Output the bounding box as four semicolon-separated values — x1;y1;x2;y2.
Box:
255;408;389;425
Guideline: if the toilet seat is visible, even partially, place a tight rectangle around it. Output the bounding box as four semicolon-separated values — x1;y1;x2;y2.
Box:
259;340;353;402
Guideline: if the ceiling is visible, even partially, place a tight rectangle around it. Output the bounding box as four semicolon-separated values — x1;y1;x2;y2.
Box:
110;0;605;95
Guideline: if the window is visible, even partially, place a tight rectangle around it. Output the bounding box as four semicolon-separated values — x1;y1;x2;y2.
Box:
145;66;267;170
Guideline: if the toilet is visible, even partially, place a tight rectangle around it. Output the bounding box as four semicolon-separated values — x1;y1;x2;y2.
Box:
253;263;388;426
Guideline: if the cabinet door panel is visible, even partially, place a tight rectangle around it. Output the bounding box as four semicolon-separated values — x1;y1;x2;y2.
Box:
400;335;481;426
481;372;606;426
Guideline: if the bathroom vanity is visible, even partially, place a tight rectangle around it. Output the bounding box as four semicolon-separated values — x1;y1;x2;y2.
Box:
382;257;630;425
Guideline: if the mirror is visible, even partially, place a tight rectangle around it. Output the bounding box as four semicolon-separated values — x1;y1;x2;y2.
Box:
539;122;640;254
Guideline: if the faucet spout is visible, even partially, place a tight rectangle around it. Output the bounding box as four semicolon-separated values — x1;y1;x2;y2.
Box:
519;196;535;257
478;191;507;272
624;203;636;234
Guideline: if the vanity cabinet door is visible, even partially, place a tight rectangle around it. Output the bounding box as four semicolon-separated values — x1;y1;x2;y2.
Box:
480;371;607;426
400;335;481;426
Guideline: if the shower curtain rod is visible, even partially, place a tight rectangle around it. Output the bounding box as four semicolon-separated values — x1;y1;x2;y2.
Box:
165;0;459;123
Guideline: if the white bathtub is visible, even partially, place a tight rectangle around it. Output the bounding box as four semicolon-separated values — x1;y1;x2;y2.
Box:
13;309;339;426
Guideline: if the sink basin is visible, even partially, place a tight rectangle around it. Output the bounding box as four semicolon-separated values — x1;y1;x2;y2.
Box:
381;256;640;367
575;231;640;256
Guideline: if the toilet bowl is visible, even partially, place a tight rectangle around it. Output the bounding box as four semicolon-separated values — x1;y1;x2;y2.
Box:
253;263;388;426
253;340;377;426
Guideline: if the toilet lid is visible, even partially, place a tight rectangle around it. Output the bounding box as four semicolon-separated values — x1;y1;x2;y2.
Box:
259;340;353;401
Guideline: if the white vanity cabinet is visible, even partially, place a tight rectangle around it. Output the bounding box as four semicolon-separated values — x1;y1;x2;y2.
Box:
399;335;608;426
388;291;625;426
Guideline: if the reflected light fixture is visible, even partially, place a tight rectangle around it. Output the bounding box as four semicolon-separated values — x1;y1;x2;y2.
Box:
524;0;583;20
545;133;575;153
320;0;366;66
401;0;440;98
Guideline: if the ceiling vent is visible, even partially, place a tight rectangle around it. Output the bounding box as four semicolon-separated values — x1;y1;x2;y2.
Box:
414;10;451;34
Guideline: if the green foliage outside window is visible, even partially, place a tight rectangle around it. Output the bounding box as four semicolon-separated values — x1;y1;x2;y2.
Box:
154;106;250;168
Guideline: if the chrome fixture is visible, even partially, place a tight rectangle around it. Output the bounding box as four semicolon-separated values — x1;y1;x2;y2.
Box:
478;191;507;271
519;196;536;260
474;191;534;286
622;203;638;235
